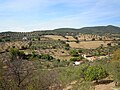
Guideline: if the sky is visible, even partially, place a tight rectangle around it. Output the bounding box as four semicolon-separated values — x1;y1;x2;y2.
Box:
0;0;120;32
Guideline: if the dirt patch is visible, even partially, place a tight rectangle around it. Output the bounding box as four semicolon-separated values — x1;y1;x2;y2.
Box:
95;82;115;90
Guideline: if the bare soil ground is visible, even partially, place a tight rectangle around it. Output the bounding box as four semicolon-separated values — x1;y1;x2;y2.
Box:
64;81;117;90
95;82;115;90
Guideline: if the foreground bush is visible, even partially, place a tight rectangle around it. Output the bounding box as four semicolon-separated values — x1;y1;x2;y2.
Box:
83;65;108;82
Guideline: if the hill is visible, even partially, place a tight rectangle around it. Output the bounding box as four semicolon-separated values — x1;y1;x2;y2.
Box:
53;25;120;34
79;25;120;34
0;25;120;37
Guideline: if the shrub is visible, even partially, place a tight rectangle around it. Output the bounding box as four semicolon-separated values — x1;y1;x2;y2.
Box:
83;65;108;82
110;49;120;86
41;54;54;61
110;61;120;86
92;38;95;41
65;43;70;47
0;39;3;42
69;49;79;57
70;57;82;61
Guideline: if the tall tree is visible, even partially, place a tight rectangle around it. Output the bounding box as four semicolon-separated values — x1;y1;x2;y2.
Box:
6;48;34;89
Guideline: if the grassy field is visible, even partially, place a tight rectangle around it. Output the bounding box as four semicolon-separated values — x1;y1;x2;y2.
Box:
65;36;76;41
44;35;67;40
0;34;120;90
0;41;29;52
66;41;112;49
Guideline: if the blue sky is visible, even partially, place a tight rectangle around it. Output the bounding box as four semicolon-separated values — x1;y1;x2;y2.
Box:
0;0;120;32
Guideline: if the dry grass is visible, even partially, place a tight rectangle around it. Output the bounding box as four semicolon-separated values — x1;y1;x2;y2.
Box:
44;49;71;60
44;35;77;41
44;35;67;40
0;41;29;52
95;82;115;90
65;36;76;41
67;41;112;49
22;48;71;60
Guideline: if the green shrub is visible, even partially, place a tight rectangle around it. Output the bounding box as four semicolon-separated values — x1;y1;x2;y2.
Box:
83;65;108;82
70;57;82;61
110;61;120;86
41;54;54;61
69;49;79;57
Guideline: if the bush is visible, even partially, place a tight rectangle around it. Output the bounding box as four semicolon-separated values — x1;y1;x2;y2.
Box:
82;65;108;82
41;54;54;61
110;61;120;86
0;39;3;42
110;49;120;86
69;49;79;57
78;49;83;53
75;40;79;43
64;47;70;50
65;43;70;47
70;57;82;61
107;43;111;47
92;38;95;41
29;70;62;90
5;38;10;42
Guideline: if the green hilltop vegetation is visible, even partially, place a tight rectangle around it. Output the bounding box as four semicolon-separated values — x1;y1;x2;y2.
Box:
78;25;120;34
53;25;120;34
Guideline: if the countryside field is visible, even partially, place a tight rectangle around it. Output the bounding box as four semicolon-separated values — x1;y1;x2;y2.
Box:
0;0;120;89
0;26;120;90
66;41;112;49
44;35;67;40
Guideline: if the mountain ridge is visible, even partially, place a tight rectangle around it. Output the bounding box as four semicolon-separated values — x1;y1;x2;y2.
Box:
1;25;120;34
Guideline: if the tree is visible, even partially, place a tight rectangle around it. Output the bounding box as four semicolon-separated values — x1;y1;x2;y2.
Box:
38;37;40;41
0;48;62;89
107;43;111;47
118;42;120;45
99;38;102;41
92;38;95;41
83;65;108;82
74;37;78;40
0;60;8;89
65;43;70;47
6;48;34;89
0;39;3;42
28;41;32;48
75;40;79;43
